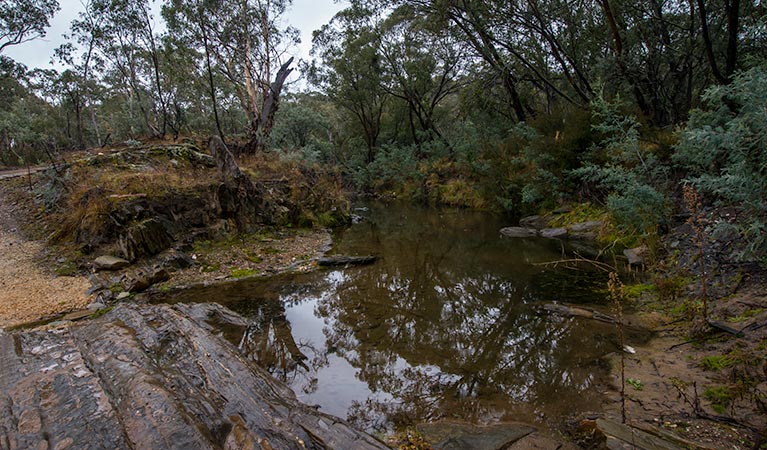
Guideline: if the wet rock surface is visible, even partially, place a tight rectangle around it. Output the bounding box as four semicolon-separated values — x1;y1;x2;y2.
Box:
0;303;387;450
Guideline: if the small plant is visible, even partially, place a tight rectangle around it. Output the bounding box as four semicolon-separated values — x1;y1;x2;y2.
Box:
244;250;263;264
608;271;627;423
728;308;764;323
54;260;78;276
703;385;733;414
89;306;115;319
700;355;735;371
626;378;643;390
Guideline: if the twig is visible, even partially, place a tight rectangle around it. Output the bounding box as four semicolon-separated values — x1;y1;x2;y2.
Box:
668;339;696;350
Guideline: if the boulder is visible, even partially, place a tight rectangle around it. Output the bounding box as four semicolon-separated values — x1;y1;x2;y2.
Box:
500;227;539;238
540;227;568;239
592;419;685;450
0;303;387;450
94;255;130;271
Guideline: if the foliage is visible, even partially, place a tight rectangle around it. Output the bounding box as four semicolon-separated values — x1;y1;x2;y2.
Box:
703;385;734;414
675;66;767;260
621;283;655;299
700;355;735;371
571;94;671;237
626;378;643;391
0;0;59;52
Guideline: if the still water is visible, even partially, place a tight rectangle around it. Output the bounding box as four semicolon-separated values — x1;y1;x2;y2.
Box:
158;202;632;433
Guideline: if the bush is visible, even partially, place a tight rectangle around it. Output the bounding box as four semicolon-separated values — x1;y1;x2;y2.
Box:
674;66;767;260
571;93;671;237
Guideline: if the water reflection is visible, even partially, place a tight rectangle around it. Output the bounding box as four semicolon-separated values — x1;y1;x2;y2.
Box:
157;202;626;432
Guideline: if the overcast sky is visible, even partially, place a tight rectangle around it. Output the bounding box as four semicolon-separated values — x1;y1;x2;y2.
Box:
4;0;346;75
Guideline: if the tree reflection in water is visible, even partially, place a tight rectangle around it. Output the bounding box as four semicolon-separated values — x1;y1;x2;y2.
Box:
159;203;628;433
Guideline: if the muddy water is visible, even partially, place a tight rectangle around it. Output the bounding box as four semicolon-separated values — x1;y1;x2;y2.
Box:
157;202;632;433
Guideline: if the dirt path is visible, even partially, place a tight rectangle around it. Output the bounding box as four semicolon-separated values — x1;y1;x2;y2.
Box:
0;191;92;329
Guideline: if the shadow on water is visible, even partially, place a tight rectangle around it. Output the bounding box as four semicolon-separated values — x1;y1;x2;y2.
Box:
153;202;646;433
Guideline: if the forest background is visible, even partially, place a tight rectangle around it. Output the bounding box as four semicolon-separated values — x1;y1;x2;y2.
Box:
2;0;766;261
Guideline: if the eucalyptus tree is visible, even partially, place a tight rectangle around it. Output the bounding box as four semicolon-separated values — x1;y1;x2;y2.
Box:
308;4;389;164
70;0;172;139
164;0;299;152
54;1;104;149
0;0;59;53
375;5;467;149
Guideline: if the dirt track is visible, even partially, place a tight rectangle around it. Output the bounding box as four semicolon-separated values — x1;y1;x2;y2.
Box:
0;186;91;329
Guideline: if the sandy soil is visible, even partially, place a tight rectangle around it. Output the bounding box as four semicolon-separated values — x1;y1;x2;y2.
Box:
599;281;767;449
0;189;92;329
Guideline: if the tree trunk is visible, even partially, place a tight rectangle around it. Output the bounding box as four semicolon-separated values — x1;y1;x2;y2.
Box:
245;57;294;153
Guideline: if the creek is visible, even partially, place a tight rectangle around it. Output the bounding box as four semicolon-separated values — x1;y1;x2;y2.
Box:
155;202;641;434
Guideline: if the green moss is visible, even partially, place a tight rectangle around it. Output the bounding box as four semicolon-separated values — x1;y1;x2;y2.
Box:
89;306;115;319
703;385;733;414
700;355;735;371
622;283;656;299
547;202;607;228
231;268;257;278
262;247;281;255
245;251;263;264
201;263;220;273
728;308;764;323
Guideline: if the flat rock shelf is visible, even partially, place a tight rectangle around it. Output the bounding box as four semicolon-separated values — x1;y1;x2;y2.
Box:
0;303;387;450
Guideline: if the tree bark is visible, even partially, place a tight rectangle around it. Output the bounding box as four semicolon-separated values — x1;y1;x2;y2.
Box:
246;57;294;153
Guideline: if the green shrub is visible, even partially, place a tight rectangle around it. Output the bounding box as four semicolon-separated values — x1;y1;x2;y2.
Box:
571;94;671;237
674;66;767;261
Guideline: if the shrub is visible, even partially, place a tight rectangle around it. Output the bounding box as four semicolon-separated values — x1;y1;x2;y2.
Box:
674;66;767;261
571;93;671;237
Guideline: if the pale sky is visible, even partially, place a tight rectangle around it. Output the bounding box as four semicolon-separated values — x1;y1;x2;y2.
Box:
4;0;346;79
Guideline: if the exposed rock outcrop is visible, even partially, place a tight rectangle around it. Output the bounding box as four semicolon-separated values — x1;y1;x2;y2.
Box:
501;216;606;242
0;303;387;450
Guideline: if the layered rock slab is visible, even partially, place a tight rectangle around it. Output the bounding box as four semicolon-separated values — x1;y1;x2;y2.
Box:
0;303;387;450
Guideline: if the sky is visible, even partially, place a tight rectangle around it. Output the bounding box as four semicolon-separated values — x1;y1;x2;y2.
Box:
4;0;346;75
